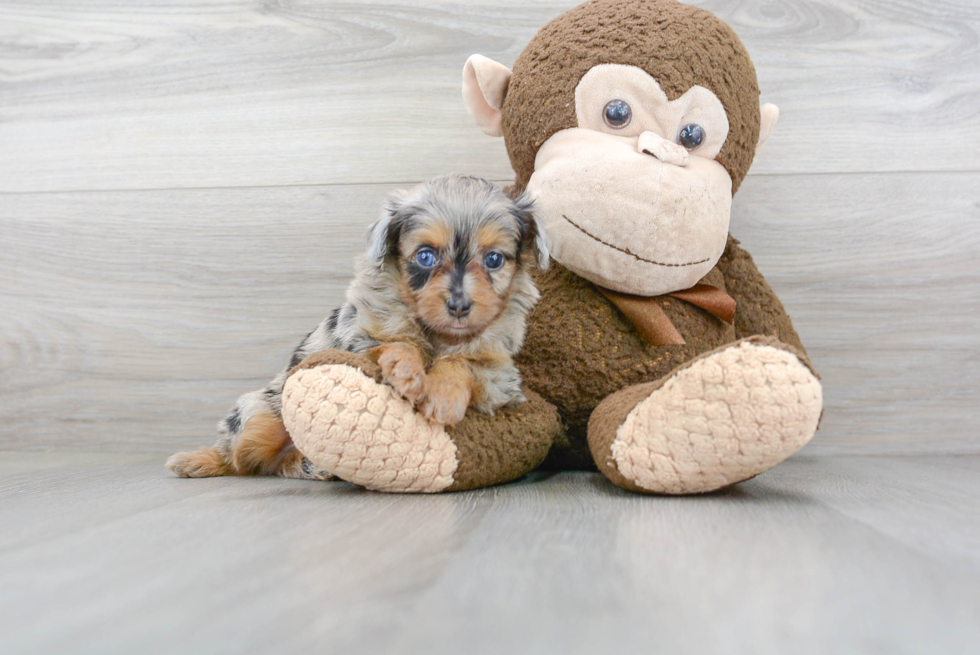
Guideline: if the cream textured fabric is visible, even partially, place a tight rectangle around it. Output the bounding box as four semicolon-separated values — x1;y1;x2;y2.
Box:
281;365;458;493
462;54;512;138
611;341;822;494
526;127;732;296
756;103;780;155
574;65;730;159
638;131;690;166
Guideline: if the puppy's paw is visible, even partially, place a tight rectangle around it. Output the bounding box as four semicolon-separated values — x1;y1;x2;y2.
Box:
371;343;427;405
421;375;471;427
277;452;337;481
166;447;230;478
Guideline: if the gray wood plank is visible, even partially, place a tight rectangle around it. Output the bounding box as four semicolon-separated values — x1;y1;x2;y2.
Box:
1;453;979;655
2;172;978;453
732;171;980;454
759;455;980;571
0;184;390;450
2;0;979;193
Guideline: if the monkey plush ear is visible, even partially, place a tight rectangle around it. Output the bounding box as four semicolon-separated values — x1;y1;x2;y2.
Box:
462;54;512;137
366;188;411;267
756;103;780;155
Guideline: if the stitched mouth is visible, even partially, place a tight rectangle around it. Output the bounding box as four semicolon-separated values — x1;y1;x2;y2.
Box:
561;215;710;268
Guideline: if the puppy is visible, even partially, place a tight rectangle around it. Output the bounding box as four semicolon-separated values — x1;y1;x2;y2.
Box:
167;174;550;479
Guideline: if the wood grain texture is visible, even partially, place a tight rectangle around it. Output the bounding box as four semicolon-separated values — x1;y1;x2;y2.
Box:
1;453;979;654
2;0;978;454
2;0;979;193
0;184;390;450
2;172;978;453
732;171;980;453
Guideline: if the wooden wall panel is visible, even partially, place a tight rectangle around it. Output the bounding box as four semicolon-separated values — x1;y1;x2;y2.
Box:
1;1;978;192
1;0;977;453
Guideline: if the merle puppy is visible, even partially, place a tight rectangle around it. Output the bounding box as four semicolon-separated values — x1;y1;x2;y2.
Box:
167;174;550;479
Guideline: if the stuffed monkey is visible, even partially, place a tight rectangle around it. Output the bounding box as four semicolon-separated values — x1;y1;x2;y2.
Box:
280;0;823;494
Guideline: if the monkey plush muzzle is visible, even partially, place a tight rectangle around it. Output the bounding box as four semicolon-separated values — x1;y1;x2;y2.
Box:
526;127;732;296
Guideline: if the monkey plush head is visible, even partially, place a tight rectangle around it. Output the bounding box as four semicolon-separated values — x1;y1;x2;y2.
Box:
463;0;779;296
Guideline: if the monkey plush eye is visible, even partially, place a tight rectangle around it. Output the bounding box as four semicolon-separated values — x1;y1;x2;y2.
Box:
415;248;438;268
678;123;706;150
484;250;505;270
603;99;632;129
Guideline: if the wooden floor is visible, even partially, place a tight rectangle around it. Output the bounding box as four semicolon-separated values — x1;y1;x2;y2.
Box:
2;452;979;654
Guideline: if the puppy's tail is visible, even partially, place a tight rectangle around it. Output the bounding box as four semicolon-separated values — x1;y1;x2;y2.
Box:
166;446;233;478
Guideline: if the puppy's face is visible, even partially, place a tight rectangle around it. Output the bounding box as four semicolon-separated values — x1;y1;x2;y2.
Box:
368;176;549;341
399;217;519;339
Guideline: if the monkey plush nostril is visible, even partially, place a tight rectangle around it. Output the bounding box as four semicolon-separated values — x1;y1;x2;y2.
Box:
638;131;690;167
446;293;473;319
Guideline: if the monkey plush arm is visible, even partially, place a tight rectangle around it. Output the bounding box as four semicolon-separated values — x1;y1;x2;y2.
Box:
716;235;808;356
280;350;561;492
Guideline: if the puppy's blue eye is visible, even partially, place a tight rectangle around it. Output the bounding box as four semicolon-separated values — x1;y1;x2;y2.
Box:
484;251;504;270
415;248;437;268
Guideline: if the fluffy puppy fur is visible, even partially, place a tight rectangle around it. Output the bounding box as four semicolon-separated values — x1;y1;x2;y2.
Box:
167;174;550;479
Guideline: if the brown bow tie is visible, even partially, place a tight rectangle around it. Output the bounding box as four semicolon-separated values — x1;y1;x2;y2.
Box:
597;284;737;345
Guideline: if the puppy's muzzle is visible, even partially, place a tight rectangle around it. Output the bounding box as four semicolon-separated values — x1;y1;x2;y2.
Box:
446;292;472;319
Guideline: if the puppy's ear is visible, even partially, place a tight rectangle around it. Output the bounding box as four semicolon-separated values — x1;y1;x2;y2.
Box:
511;193;550;270
366;188;410;267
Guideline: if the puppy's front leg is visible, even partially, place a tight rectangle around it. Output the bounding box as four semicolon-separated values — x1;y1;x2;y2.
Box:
421;357;474;427
367;342;427;405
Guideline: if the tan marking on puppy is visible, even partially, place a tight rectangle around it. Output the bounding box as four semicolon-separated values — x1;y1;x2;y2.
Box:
464;349;513;369
476;224;511;250
412;270;466;339
166;447;232;478
467;260;509;325
403;223;452;254
422;357;476;426
232;413;291;475
409;263;512;343
276;451;308;479
398;221;525;344
367;341;428;405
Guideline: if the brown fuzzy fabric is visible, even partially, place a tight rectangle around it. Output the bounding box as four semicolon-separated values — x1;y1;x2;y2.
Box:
514;237;814;470
445;389;562;492
717;235;809;361
515;262;738;469
287;349;383;383
586;379;663;492
502;0;761;193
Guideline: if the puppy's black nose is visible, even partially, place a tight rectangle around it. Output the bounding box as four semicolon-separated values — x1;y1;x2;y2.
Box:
446;293;472;318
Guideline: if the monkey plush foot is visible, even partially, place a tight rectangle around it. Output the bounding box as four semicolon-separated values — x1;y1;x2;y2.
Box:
588;337;823;494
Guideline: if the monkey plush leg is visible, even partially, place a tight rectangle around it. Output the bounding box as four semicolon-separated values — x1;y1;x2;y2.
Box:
717;234;810;353
587;337;822;494
280;350;560;493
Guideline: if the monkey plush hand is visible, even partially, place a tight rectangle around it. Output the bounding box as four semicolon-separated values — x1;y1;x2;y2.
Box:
279;0;822;493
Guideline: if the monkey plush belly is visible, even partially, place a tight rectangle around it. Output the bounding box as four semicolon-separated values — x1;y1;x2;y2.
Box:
516;263;737;469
